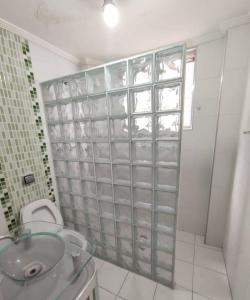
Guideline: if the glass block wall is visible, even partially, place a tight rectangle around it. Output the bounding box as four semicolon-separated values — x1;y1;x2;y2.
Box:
41;44;185;287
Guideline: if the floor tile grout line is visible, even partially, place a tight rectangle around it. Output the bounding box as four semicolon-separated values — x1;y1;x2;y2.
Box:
115;270;130;298
192;235;197;300
152;282;158;300
221;249;233;300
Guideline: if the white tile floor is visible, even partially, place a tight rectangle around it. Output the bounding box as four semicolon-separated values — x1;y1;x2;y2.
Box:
95;230;232;300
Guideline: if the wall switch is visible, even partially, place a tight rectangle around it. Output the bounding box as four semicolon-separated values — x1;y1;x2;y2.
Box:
23;174;35;185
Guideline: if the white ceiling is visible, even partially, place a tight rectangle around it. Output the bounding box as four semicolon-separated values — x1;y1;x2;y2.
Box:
0;0;250;63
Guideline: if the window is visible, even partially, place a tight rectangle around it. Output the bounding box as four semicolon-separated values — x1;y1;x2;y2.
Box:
183;49;196;129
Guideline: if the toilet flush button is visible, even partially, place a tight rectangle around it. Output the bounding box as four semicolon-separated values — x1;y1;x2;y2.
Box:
23;174;35;185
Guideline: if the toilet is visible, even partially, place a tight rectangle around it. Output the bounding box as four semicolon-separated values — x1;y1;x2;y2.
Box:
20;199;87;249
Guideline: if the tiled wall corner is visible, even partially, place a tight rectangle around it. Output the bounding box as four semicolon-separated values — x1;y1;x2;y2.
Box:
0;27;55;231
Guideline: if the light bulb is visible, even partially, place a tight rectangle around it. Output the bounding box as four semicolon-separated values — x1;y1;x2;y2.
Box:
103;0;119;28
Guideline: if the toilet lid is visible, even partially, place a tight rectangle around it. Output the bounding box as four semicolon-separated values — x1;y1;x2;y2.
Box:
21;199;64;226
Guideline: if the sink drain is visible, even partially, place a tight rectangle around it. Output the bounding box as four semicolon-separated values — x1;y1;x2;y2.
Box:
23;262;45;279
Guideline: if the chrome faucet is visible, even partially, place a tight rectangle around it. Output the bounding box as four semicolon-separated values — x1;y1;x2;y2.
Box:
0;235;19;244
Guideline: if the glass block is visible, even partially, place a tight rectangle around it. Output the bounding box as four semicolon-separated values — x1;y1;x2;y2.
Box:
156;212;175;228
75;224;88;237
133;166;152;188
75;121;91;140
57;79;71;99
113;165;130;185
112;142;129;163
118;238;132;256
79;142;92;161
103;234;116;249
107;61;127;90
135;226;151;244
110;118;129;139
155;83;181;111
64;221;75;230
155;267;172;285
105;248;117;262
73;195;84;210
46;105;59;122
87;68;105;94
156;191;176;210
75;210;85;224
136;260;151;277
156;232;174;250
117;222;132;239
156;141;179;166
48;124;61;140
57;178;69;193
70;74;87;97
90;230;101;244
61;207;73;222
156;113;180;139
81;162;94;179
131;87;152;113
102;218;115;235
129;54;153;86
132;116;152;138
100;201;114;218
133;188;152;206
114;185;131;204
115;204;131;222
73;100;90;119
109;91;128;116
156;48;183;81
92;120;108;139
94;142;110;162
82;181;96;197
62;123;75;141
51;143;64;159
60;193;71;207
65;143;78;160
43;82;57;101
88;215;100;230
156;250;173;268
134;208;151;226
97;183;112;201
89;94;107;117
54;161;67;176
156;167;178;189
132;141;152;164
68;161;80;177
121;255;133;270
95;163;111;182
84;197;98;214
135;244;151;261
70;179;82;195
60;103;73;121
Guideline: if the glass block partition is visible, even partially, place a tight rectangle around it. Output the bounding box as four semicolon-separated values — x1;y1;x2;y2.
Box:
41;44;185;287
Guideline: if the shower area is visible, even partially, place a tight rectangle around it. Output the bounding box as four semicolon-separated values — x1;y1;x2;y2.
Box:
41;44;185;287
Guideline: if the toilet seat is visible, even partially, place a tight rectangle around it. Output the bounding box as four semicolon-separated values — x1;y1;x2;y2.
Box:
20;199;87;250
20;199;63;225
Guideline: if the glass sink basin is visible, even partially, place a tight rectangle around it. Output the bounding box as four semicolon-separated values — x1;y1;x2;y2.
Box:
0;232;65;281
0;221;96;300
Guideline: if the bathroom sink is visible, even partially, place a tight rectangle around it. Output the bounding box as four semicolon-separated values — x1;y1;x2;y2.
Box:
0;232;65;281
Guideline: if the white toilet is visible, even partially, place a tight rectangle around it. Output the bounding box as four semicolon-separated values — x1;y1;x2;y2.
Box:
20;199;87;249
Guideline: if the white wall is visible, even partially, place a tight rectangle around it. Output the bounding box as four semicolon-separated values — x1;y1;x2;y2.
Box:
206;23;250;247
178;38;225;235
223;60;250;300
29;42;79;82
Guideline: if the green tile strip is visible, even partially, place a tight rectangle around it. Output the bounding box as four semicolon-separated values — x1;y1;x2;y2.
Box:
21;39;55;203
0;27;55;231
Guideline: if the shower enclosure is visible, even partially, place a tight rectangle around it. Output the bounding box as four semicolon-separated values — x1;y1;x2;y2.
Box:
41;44;185;287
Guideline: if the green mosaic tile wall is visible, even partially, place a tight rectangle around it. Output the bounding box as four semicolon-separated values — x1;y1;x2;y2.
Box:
0;27;55;231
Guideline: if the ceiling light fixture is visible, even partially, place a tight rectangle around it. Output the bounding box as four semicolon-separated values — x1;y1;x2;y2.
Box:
103;0;119;28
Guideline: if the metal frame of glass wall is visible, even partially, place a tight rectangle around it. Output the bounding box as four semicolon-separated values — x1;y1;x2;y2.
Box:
41;43;185;287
